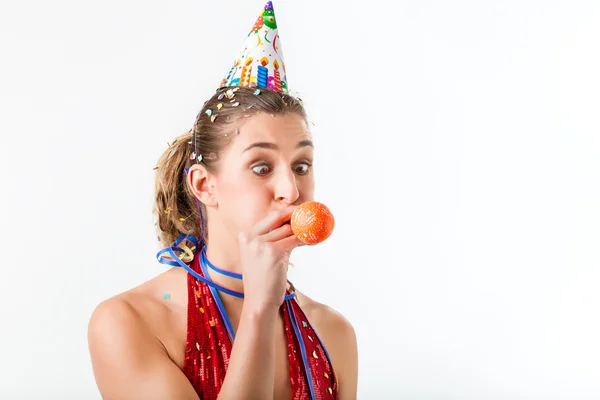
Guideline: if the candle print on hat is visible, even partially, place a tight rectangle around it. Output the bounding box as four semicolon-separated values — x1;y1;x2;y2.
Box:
219;1;289;94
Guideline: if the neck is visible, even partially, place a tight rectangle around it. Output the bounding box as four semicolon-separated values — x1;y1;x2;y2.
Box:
202;220;245;295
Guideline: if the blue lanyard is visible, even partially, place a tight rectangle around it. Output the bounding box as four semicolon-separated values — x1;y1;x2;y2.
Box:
156;234;316;400
156;234;297;301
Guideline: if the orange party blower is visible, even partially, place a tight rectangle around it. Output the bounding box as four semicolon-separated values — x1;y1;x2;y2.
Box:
291;201;335;245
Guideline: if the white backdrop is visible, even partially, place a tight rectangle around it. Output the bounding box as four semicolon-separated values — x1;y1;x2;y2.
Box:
1;0;599;398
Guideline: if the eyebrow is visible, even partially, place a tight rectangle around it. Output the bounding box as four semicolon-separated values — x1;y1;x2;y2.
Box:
242;139;314;153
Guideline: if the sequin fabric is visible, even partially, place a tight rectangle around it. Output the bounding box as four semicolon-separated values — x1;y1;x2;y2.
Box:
182;254;338;399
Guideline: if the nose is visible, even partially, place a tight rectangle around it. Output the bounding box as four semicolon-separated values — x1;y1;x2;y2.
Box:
274;167;300;205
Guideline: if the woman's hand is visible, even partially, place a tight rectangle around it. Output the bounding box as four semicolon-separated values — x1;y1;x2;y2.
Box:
238;206;304;312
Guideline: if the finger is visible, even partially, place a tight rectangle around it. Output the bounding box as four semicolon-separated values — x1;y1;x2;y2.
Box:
251;206;296;237
272;233;306;254
261;222;294;243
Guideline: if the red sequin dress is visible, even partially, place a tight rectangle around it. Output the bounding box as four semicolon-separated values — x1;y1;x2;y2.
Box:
182;254;338;399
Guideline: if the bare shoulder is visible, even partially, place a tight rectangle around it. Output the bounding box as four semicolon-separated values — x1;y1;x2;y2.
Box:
295;291;358;400
87;272;198;400
88;289;158;351
87;276;169;352
295;291;356;338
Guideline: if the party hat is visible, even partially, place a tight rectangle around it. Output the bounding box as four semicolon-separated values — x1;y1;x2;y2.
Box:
219;1;289;94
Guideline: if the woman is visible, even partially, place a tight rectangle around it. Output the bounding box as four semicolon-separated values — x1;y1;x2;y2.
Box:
88;2;358;399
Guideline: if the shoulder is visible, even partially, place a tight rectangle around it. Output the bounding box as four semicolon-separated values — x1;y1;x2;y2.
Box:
87;271;174;377
88;269;178;354
88;276;162;338
88;267;183;342
87;292;164;368
88;292;147;334
87;294;155;397
295;291;356;342
295;291;358;399
87;287;199;399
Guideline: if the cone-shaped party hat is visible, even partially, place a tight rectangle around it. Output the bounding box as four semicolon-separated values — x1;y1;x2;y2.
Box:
219;1;288;94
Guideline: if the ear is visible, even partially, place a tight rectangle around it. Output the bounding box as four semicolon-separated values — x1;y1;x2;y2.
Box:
187;164;218;207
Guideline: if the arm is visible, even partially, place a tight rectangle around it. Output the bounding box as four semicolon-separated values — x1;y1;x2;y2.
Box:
334;318;358;400
302;299;359;400
216;208;305;400
216;304;279;400
88;299;200;400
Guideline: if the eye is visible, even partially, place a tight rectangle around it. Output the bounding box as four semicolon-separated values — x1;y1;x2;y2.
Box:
252;164;272;176
294;162;312;175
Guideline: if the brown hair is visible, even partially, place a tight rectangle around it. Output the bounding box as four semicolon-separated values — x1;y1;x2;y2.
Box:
152;86;307;248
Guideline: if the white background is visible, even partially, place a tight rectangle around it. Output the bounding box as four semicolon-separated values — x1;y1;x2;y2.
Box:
1;0;599;398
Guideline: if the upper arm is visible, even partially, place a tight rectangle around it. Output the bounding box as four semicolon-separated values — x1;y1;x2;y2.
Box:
330;313;358;400
305;301;358;400
88;298;200;400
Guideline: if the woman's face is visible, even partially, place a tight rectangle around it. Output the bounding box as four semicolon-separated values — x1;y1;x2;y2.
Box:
213;112;315;236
